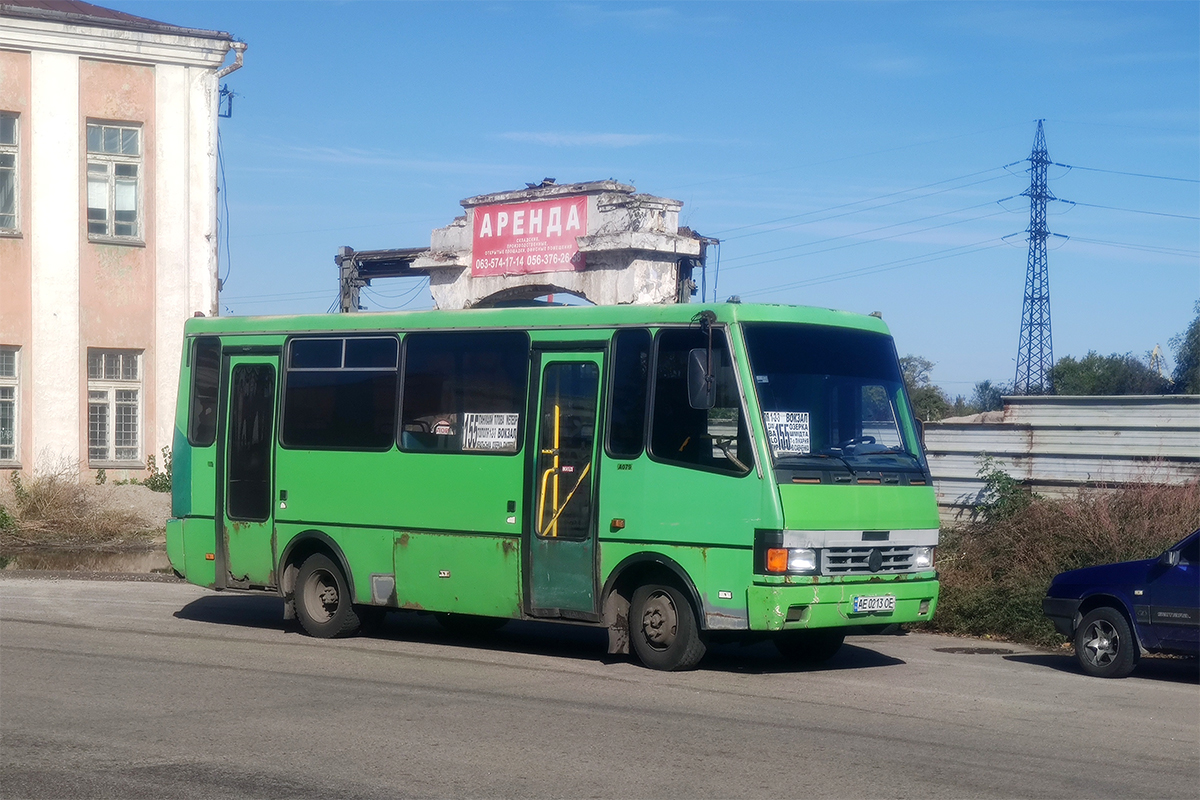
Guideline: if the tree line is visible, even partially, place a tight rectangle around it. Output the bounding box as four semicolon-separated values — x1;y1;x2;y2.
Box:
902;301;1200;422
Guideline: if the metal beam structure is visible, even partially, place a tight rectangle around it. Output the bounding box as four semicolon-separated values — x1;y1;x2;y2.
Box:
1013;120;1055;394
334;246;426;312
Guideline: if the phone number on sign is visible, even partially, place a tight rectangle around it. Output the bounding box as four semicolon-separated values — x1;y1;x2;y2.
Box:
474;256;525;271
525;252;575;267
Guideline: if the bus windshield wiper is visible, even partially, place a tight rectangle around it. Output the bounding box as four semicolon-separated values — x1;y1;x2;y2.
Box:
883;447;925;467
778;451;858;476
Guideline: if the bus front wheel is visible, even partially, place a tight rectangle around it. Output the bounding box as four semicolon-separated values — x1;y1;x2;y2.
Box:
295;553;362;638
630;583;707;671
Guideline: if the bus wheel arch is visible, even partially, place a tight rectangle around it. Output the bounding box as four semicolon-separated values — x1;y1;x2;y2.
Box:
601;554;706;659
278;531;358;619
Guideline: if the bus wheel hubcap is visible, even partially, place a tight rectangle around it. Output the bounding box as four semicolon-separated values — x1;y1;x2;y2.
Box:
641;591;678;649
306;570;339;623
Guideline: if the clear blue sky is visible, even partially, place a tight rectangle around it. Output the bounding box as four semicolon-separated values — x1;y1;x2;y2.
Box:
111;1;1200;395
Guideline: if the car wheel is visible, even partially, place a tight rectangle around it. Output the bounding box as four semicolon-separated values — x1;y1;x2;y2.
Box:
294;553;362;639
630;583;707;671
775;629;846;663
1075;607;1138;678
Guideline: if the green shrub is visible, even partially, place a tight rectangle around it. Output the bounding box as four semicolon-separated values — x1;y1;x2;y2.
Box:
924;480;1200;647
142;446;172;493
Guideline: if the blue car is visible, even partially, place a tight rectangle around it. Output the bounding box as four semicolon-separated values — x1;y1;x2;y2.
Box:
1043;530;1199;678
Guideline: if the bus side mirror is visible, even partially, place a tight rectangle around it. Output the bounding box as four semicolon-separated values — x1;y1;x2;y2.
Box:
687;348;715;410
1158;549;1181;568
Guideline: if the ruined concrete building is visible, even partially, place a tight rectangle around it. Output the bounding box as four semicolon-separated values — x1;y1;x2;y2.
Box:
336;180;715;311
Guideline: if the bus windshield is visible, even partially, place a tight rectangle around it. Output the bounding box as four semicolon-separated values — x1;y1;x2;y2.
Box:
742;323;926;472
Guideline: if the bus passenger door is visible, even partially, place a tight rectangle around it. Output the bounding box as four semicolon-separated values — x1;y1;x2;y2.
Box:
527;353;603;618
219;354;278;588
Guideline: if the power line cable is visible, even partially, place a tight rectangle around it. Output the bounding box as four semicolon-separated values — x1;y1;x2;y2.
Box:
737;238;1009;298
1057;199;1199;220
363;278;430;309
1053;162;1199;184
218;129;233;287
711;166;1010;238
1069;236;1199;258
721;200;1005;267
222;289;335;302
663;121;1030;192
718;173;1012;242
725;209;1009;272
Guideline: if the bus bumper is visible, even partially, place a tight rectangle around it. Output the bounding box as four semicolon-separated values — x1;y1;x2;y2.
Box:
746;578;939;631
166;518;184;575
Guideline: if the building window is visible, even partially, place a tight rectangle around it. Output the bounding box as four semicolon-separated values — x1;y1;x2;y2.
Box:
0;112;17;234
0;346;18;463
86;122;141;241
87;349;142;464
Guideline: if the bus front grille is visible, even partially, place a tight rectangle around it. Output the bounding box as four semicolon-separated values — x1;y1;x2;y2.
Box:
822;546;916;575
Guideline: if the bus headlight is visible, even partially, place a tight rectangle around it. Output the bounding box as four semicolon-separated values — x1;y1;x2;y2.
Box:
788;548;818;573
765;547;820;574
912;546;935;570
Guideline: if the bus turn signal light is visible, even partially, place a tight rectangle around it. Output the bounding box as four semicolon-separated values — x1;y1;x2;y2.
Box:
205;553;215;561
766;548;789;573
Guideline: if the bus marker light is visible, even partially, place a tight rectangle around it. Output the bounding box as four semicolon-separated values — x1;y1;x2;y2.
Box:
205;553;214;561
611;518;625;531
718;590;733;600
766;548;788;573
439;570;450;578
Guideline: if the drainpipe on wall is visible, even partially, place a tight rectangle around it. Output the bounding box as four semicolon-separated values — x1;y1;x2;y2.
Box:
216;41;247;79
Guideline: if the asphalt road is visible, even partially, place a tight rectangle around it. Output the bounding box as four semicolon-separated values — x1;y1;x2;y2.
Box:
1;576;1197;799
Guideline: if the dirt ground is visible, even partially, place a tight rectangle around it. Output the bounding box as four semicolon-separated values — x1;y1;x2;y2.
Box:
0;479;171;549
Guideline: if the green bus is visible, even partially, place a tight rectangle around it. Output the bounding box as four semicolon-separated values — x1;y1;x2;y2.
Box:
167;302;939;670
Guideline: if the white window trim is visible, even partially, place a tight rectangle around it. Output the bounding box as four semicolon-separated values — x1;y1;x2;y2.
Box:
87;349;144;468
0;111;18;237
0;346;19;466
85;120;144;246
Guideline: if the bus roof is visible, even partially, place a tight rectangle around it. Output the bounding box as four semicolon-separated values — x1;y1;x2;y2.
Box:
183;302;892;338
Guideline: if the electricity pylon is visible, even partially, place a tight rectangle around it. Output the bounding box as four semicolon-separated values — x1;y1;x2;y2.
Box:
1014;120;1055;394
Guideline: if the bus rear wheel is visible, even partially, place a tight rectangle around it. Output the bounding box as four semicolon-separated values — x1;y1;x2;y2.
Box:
630;583;707;671
775;629;845;663
295;553;362;639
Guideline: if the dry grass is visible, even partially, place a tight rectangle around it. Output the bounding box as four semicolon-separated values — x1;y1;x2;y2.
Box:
925;481;1200;646
0;460;158;551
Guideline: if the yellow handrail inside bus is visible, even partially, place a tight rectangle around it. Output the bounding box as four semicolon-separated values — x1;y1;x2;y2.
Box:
538;461;591;537
536;402;593;537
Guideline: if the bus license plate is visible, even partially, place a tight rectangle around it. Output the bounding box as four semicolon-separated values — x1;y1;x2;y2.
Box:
853;595;896;614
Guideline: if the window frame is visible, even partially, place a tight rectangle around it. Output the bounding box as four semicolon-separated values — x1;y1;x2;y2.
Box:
0;111;18;236
398;330;531;456
86;348;143;467
604;327;652;460
645;324;755;478
0;345;19;465
187;336;222;448
85;120;143;245
279;334;401;452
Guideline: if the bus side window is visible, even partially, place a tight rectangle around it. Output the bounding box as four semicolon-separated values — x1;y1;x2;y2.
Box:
281;336;399;451
399;331;529;454
188;336;221;447
607;328;651;458
650;329;752;475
